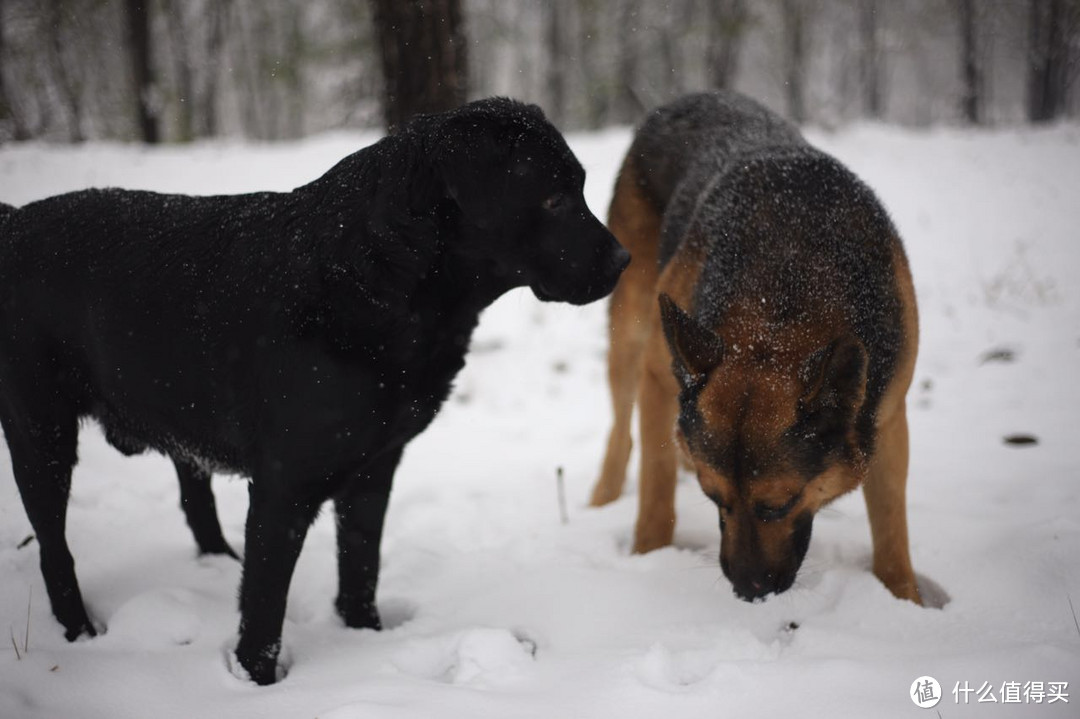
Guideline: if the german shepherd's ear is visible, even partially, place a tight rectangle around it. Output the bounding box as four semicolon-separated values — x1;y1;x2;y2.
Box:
799;334;868;416
659;293;724;383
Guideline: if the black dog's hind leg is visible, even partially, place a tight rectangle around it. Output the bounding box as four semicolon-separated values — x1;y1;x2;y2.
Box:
333;447;403;630
1;402;95;641
234;479;321;685
172;458;238;558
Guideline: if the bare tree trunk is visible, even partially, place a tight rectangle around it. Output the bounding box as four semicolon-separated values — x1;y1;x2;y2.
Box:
125;0;159;143
1027;0;1079;122
233;4;264;140
284;4;305;139
0;0;29;141
369;0;468;132
957;0;983;124
707;0;749;91
546;0;566;126
656;0;692;100
199;0;231;137
781;0;807;123
163;0;193;142
859;0;884;118
578;0;608;129
613;0;644;123
47;0;85;142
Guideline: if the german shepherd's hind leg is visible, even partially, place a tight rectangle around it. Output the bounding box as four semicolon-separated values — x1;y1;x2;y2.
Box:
590;160;661;508
173;457;238;559
632;332;681;553
1;402;96;639
862;402;922;604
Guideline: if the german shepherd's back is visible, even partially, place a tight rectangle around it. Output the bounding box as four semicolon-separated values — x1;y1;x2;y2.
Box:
592;92;920;604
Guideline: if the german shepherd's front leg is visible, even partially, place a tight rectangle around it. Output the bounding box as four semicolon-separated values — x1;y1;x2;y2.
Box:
633;330;681;554
862;403;922;604
591;160;662;508
591;274;652;507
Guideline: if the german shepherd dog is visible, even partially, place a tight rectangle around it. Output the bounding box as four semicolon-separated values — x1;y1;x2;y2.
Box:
0;97;629;684
590;92;921;605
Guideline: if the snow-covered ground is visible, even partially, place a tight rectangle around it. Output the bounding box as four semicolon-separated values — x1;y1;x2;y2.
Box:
1;121;1078;718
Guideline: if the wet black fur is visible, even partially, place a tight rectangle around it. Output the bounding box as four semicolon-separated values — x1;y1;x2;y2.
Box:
0;97;628;684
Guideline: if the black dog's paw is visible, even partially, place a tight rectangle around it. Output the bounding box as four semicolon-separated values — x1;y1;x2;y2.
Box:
62;617;100;642
231;644;286;686
336;596;382;631
197;541;240;560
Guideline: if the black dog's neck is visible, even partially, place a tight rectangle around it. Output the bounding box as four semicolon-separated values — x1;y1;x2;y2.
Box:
297;133;522;352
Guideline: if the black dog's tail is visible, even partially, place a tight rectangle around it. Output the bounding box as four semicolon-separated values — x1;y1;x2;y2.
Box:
0;202;15;226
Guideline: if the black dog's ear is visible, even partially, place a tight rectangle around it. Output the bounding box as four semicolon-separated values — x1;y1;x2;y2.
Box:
659;293;724;383
434;120;516;224
799;334;868;416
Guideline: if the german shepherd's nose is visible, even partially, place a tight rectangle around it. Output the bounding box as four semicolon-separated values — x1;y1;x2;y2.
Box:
723;559;797;602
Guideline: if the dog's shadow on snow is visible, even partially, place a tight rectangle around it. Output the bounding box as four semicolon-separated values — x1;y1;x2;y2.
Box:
378;597;419;630
915;573;950;609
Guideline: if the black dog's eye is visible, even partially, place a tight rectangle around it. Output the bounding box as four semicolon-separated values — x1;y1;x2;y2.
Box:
542;193;568;211
754;494;801;522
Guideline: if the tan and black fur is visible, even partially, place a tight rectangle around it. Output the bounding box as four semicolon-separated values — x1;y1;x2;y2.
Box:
590;92;921;604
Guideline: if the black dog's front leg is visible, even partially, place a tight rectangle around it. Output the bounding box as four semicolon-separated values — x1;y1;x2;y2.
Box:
333;447;403;630
234;481;321;685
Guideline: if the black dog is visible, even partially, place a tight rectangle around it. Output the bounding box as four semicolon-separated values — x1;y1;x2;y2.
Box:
0;98;628;684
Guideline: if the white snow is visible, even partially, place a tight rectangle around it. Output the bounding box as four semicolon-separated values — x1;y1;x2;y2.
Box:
1;122;1079;718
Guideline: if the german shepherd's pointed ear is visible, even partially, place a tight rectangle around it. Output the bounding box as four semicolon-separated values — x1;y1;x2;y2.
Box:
659;293;725;383
799;334;868;416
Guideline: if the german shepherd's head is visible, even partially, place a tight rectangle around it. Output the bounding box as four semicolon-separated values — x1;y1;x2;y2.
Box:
658;293;871;601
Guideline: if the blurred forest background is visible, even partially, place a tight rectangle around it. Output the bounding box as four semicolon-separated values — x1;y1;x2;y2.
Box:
0;0;1077;144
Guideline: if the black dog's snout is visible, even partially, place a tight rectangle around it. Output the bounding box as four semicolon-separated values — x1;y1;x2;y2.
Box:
593;240;629;297
595;237;629;282
611;244;631;274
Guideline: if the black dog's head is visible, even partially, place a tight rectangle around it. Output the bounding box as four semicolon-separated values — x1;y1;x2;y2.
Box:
415;98;629;305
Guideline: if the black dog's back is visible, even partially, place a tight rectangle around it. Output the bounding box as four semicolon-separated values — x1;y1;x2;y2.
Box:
0;138;437;472
3;188;297;469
